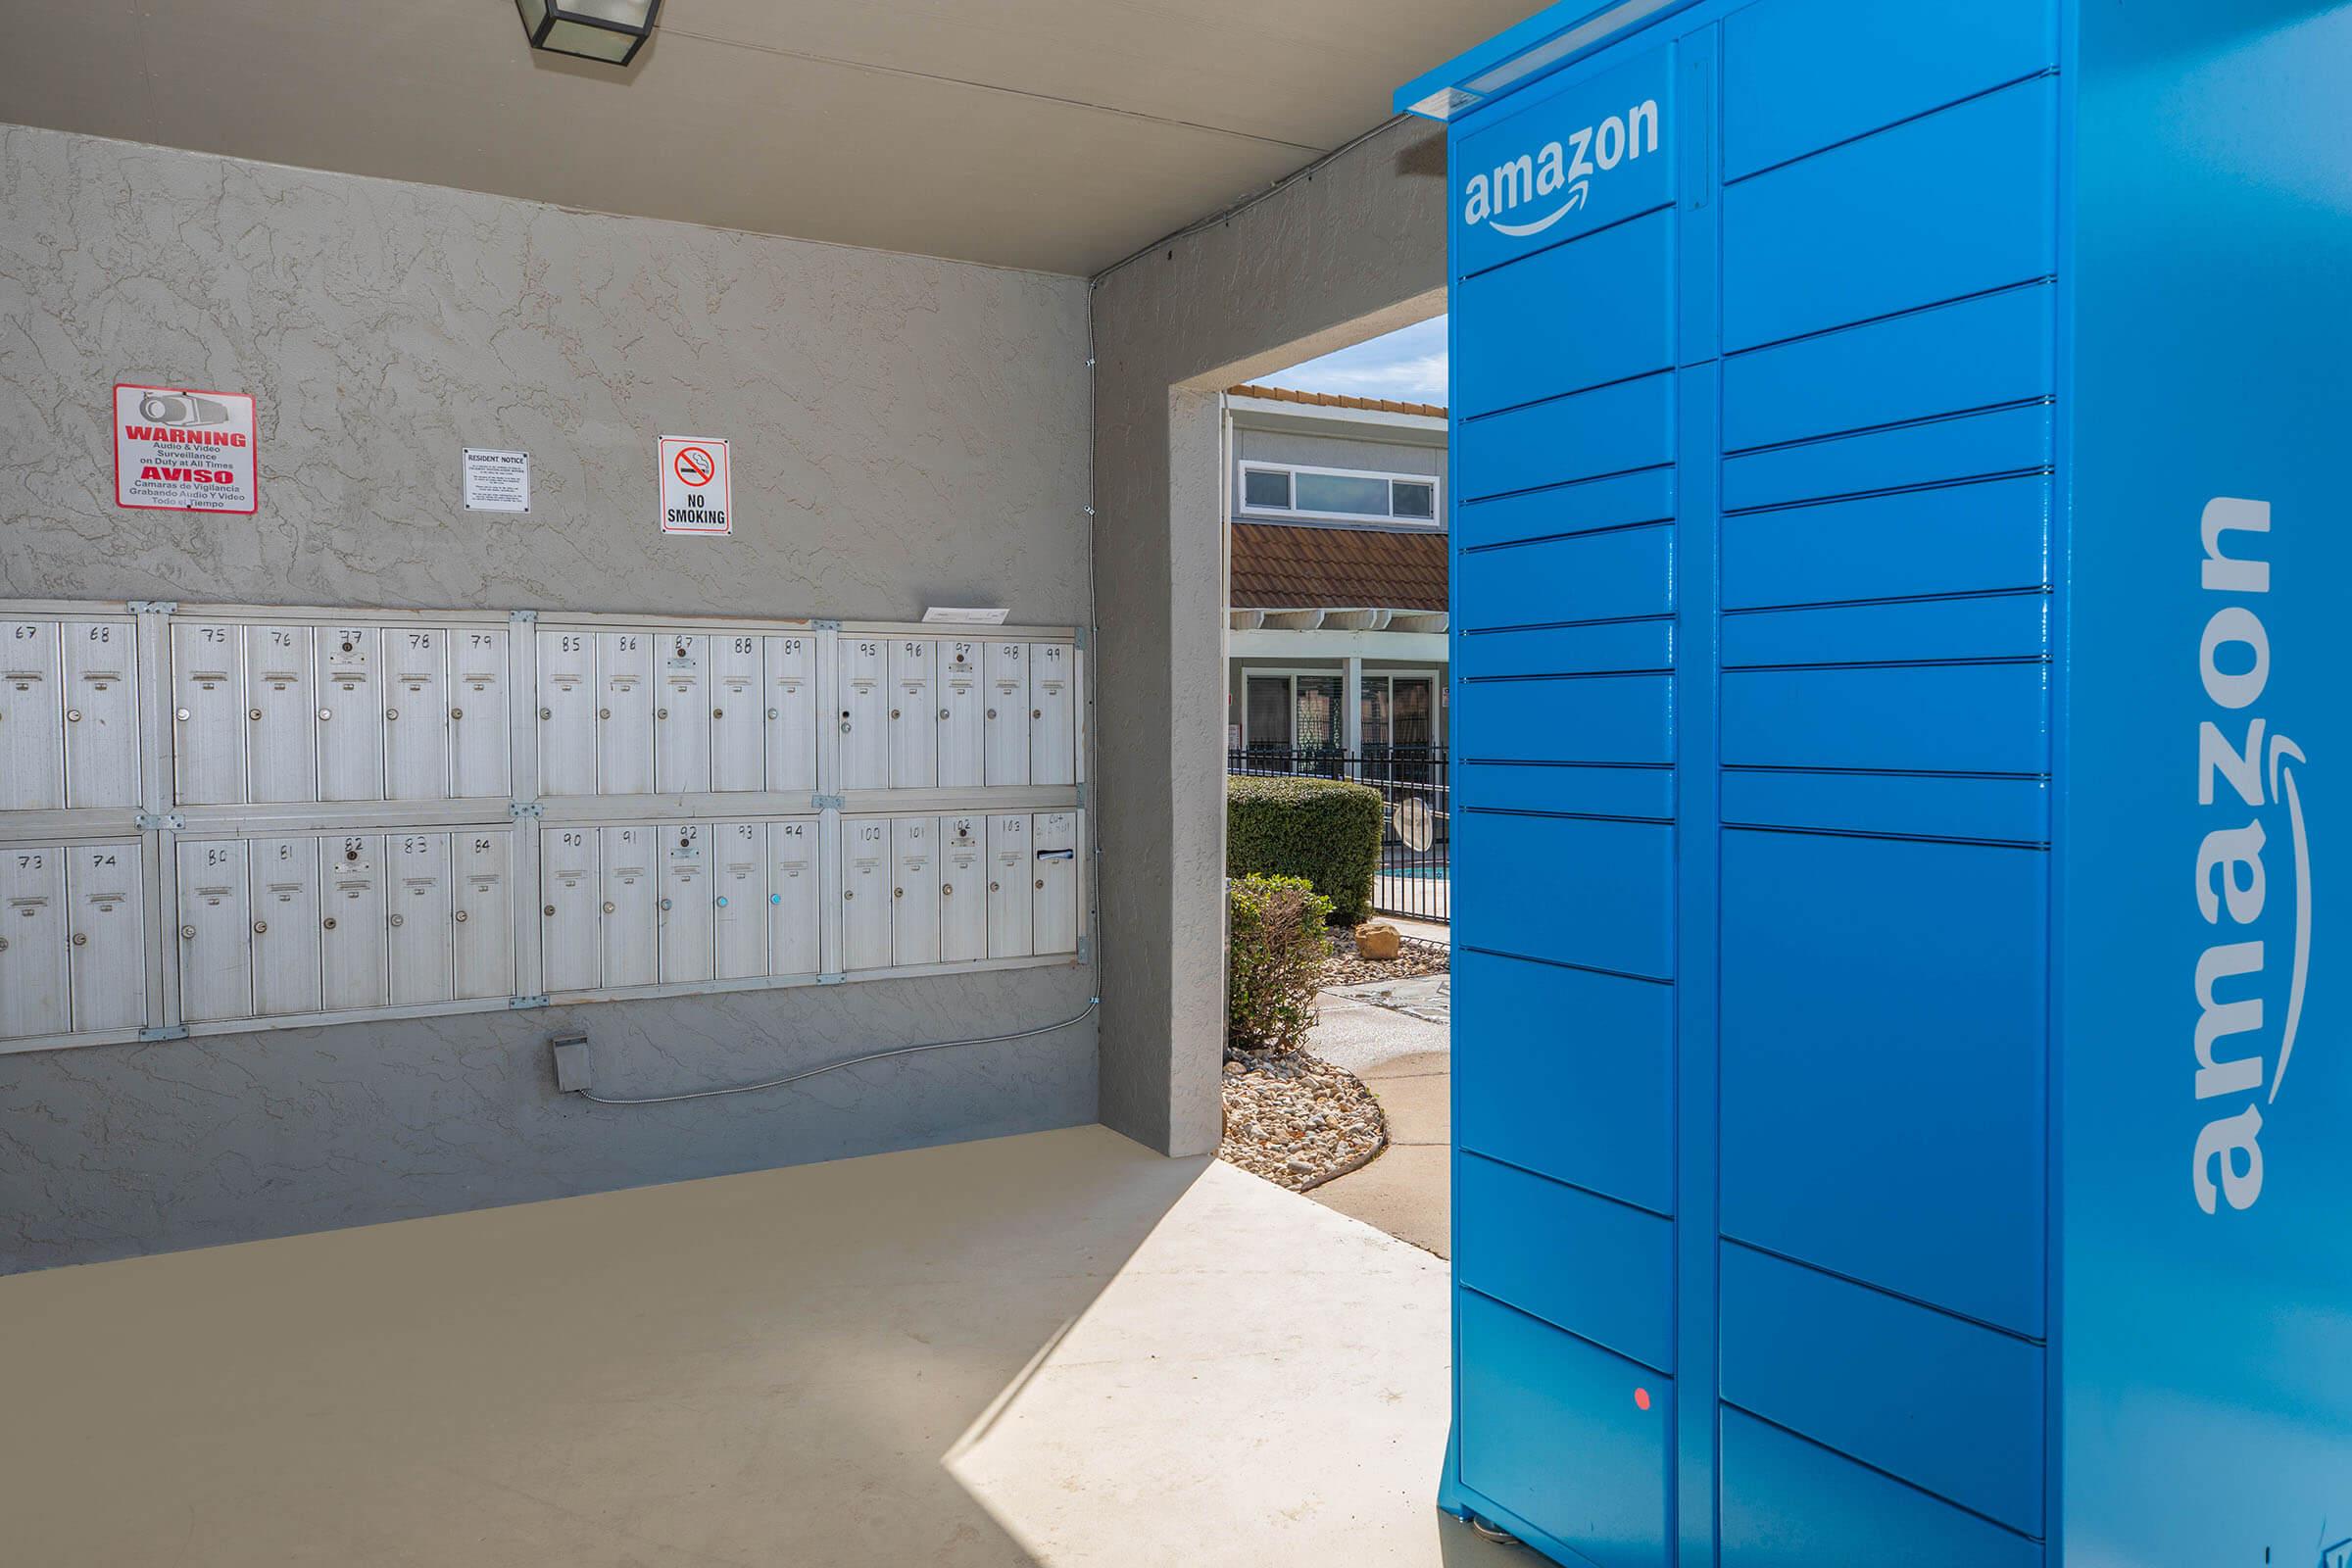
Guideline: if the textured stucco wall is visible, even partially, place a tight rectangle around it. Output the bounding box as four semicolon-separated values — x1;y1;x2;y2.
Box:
1090;117;1448;1155
0;124;1097;1271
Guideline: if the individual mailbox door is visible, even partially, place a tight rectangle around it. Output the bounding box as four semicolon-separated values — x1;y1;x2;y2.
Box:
385;628;450;801
249;835;324;1017
0;846;68;1041
536;630;596;797
656;634;711;795
317;626;385;803
839;638;887;791
320;833;388;1011
600;825;658;987
0;620;64;812
176;839;253;1022
172;621;245;806
598;631;655;795
449;627;512;798
540;827;601;993
61;620;139;808
710;634;764;792
659;822;714;984
940;815;987;962
841;816;893;969
938;640;984;789
67;843;144;1034
986;813;1033;958
888;639;937;789
453;831;514;1001
891;816;940;966
764;635;816;793
245;624;318;804
984;642;1030;786
1030;644;1076;786
711;822;766;980
388;832;454;1005
767;819;820;975
1033;810;1079;956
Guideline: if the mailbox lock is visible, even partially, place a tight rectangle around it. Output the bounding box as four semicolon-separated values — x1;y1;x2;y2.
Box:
340;640;355;654
769;894;781;906
844;891;855;901
1033;709;1042;719
657;707;669;720
893;887;904;900
385;708;400;721
389;913;405;928
1035;879;1045;890
939;708;951;720
987;709;997;719
599;707;612;720
72;932;87;948
175;708;192;721
322;916;338;931
66;709;81;723
711;707;723;719
0;936;9;952
251;920;268;935
890;708;901;719
318;708;333;721
248;708;263;720
454;909;469;924
603;902;616;914
178;925;195;941
990;881;1001;893
450;707;464;720
766;708;779;719
715;897;729;909
543;904;557;917
942;884;954;897
659;899;672;911
345;848;360;862
539;707;553;720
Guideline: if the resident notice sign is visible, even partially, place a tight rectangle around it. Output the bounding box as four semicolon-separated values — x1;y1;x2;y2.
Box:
114;383;257;514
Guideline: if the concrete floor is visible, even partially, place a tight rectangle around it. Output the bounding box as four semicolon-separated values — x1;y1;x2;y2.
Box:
0;1124;1523;1568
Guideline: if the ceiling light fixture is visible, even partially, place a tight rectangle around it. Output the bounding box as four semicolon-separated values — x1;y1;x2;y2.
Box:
515;0;662;67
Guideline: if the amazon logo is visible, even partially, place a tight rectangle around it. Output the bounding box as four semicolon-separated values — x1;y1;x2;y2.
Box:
1460;98;1659;240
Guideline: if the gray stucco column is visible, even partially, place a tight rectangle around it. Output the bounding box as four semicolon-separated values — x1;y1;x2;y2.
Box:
1089;117;1450;1155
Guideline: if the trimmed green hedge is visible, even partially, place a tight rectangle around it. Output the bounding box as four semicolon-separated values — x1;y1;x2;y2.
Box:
1226;774;1382;924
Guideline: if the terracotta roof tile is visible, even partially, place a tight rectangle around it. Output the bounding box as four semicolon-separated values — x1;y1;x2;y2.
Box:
1230;521;1447;612
1227;383;1448;419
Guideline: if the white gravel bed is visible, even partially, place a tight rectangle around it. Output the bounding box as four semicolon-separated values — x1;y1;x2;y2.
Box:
1217;1050;1388;1192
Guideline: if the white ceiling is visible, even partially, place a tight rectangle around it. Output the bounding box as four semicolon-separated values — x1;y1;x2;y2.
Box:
1;0;1529;275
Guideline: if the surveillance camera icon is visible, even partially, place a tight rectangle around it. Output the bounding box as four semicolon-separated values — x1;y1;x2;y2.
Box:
137;392;232;426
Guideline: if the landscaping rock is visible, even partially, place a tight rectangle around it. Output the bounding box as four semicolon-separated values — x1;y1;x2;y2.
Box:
1354;922;1402;960
1216;1051;1387;1192
1323;932;1449;990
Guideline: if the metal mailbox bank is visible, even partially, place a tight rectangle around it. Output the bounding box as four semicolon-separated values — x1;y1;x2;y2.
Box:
1398;1;2352;1563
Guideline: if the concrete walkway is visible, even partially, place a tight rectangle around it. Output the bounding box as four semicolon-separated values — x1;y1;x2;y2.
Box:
0;1125;1522;1568
1306;974;1453;1258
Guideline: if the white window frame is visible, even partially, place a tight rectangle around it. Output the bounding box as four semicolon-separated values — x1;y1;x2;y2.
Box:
1236;461;1443;526
1239;666;1445;753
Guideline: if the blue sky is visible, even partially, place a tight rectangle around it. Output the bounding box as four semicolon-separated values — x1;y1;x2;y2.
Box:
1254;316;1448;406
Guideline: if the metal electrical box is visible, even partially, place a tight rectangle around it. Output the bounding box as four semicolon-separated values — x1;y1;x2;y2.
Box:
1399;2;2352;1563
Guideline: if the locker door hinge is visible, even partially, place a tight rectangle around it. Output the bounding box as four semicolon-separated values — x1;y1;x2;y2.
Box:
817;972;849;986
812;618;844;632
509;802;544;820
128;600;179;615
1076;937;1093;964
1073;783;1089;808
510;609;539;624
136;811;184;832
810;793;846;811
510;994;551;1010
137;1024;190;1043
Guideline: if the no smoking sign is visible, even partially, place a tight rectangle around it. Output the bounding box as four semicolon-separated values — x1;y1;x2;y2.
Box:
658;435;731;536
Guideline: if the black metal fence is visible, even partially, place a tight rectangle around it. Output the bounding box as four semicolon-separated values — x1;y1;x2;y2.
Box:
1227;746;1450;923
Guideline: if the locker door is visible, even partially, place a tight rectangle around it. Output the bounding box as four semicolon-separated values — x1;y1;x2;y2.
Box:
0;620;64;812
536;630;596;797
655;633;711;794
449;627;513;798
244;624;318;804
888;638;937;789
385;628;451;801
67;843;144;1034
61;620;139;808
659;822;714;983
453;831;514;1002
317;625;385;803
841;817;893;969
0;846;68;1041
389;832;455;1004
712;821;766;980
320;833;388;1011
986;813;1034;958
598;631;655;795
171;621;245;806
763;635;816;794
984;642;1030;786
839;637;888;791
891;816;940;966
710;634;765;792
540;827;601;993
766;819;820;976
600;824;658;987
1030;644;1076;786
1033;810;1079;956
249;835;324;1017
938;640;984;789
175;839;253;1023
940;814;987;962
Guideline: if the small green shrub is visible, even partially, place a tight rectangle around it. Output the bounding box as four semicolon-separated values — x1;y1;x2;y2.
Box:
1226;774;1382;924
1227;874;1336;1053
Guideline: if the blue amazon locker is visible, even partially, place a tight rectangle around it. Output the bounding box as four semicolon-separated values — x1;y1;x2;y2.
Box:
1399;2;2352;1563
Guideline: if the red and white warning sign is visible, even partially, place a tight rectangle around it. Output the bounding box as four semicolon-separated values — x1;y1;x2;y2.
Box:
658;435;731;536
114;383;258;514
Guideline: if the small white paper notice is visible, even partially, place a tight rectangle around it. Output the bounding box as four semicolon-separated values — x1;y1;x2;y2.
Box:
463;448;531;513
920;607;1011;625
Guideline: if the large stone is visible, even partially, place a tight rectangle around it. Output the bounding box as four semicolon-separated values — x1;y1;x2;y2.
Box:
1354;922;1401;960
